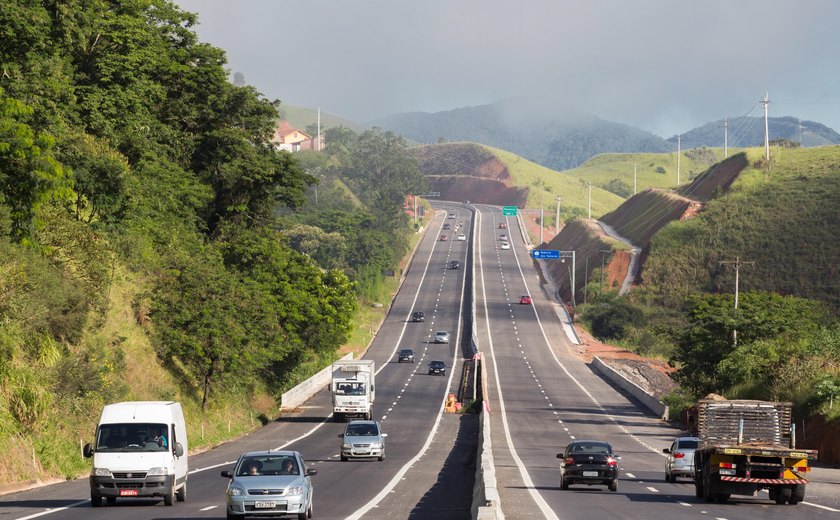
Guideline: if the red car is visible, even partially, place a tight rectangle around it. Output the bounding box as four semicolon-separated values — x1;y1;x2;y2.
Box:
498;222;507;229
440;234;448;241
519;295;532;305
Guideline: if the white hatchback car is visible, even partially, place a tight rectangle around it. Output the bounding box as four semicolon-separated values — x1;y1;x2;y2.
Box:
500;242;511;250
457;234;466;241
434;331;450;343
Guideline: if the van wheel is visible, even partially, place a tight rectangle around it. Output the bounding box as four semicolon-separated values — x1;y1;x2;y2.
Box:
90;492;102;507
176;483;186;502
164;485;175;506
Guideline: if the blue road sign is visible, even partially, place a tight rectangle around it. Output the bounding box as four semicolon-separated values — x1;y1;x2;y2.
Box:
531;249;560;259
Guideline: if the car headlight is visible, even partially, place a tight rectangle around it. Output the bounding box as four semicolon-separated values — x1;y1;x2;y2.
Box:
342;443;352;449
93;467;112;477
228;484;246;496
285;486;305;496
370;442;383;449
146;467;168;476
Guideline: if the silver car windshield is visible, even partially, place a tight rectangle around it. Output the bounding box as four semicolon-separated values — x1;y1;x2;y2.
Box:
238;456;299;476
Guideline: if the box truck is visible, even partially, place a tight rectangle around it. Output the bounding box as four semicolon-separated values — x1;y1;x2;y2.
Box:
331;360;375;421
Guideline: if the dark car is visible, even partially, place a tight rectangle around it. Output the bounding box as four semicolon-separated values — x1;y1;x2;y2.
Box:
411;311;425;322
428;360;446;376
557;440;620;492
443;223;451;230
398;349;415;363
449;260;461;270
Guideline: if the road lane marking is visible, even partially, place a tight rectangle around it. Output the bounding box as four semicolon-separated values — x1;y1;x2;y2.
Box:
200;505;218;511
13;501;89;520
646;486;659;493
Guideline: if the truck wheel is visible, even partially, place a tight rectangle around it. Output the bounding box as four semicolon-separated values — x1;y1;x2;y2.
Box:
716;493;730;503
703;474;714;502
91;492;102;507
176;482;186;502
789;485;805;505
775;487;792;505
694;480;703;499
333;413;344;422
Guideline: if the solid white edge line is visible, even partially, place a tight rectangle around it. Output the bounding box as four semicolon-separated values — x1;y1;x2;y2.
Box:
12;501;90;520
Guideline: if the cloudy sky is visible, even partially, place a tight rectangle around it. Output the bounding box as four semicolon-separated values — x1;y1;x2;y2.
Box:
175;0;840;138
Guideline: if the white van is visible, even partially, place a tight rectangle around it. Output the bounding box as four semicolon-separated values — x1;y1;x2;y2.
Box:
83;401;188;507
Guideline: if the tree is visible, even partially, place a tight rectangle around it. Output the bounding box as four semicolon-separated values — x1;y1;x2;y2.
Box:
0;90;74;242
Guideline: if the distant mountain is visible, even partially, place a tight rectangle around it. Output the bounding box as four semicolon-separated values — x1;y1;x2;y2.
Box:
373;98;672;171
668;116;840;148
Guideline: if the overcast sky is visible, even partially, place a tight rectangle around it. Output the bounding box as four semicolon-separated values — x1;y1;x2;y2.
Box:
175;0;840;138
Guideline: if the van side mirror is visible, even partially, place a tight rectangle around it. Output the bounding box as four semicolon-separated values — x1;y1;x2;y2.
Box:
83;443;94;458
174;442;184;457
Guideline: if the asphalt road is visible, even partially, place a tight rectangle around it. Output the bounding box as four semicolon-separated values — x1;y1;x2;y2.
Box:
2;202;838;520
472;204;840;519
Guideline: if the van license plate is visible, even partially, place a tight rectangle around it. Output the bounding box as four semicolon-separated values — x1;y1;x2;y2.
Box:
254;501;275;509
582;471;598;477
119;489;138;496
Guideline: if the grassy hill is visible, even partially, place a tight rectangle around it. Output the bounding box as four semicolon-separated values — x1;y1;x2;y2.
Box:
279;104;370;134
642;145;840;312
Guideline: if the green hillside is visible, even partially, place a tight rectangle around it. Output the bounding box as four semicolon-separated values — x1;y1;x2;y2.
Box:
279;104;370;135
561;148;732;194
643;145;840;312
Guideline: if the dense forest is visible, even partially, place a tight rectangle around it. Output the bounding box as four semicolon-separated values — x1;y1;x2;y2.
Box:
0;0;423;482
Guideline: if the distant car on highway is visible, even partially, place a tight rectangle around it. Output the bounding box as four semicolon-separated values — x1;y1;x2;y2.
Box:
457;234;466;241
339;420;387;462
663;436;699;482
434;331;450;343
398;349;415;363
519;295;532;305
499;233;507;241
428;360;446;376
440;234;448;241
443;223;451;230
449;260;461;270
558;440;620;492
500;242;511;250
448;213;456;219
498;222;506;229
221;450;316;519
411;311;425;322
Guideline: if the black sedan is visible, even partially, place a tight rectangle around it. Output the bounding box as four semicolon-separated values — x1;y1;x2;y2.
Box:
428;360;446;376
557;440;620;492
398;349;415;363
411;311;425;322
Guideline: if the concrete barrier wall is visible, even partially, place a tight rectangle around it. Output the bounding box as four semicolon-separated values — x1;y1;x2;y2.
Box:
280;352;353;411
591;356;669;420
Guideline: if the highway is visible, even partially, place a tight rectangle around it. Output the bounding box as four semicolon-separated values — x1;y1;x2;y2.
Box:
1;203;838;520
471;204;840;519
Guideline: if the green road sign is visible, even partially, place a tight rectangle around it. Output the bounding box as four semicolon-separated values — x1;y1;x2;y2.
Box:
502;206;517;216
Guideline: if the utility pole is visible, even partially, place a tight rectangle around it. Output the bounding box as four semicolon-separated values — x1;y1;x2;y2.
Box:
677;134;681;186
317;106;321;151
588;182;592;220
761;92;771;161
555;196;562;235
723;117;728;157
413;195;417;226
599;249;610;301
720;257;755;347
583;251;590;305
539;207;544;245
633;163;637;196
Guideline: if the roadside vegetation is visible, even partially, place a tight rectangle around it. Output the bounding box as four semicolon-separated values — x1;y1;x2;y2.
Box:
577;146;840;423
0;0;425;484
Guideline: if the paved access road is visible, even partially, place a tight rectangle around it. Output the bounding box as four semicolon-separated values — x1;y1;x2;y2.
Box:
0;205;478;520
472;204;840;519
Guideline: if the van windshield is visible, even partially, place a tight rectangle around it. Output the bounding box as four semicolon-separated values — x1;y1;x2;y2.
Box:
335;382;366;395
95;423;169;452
